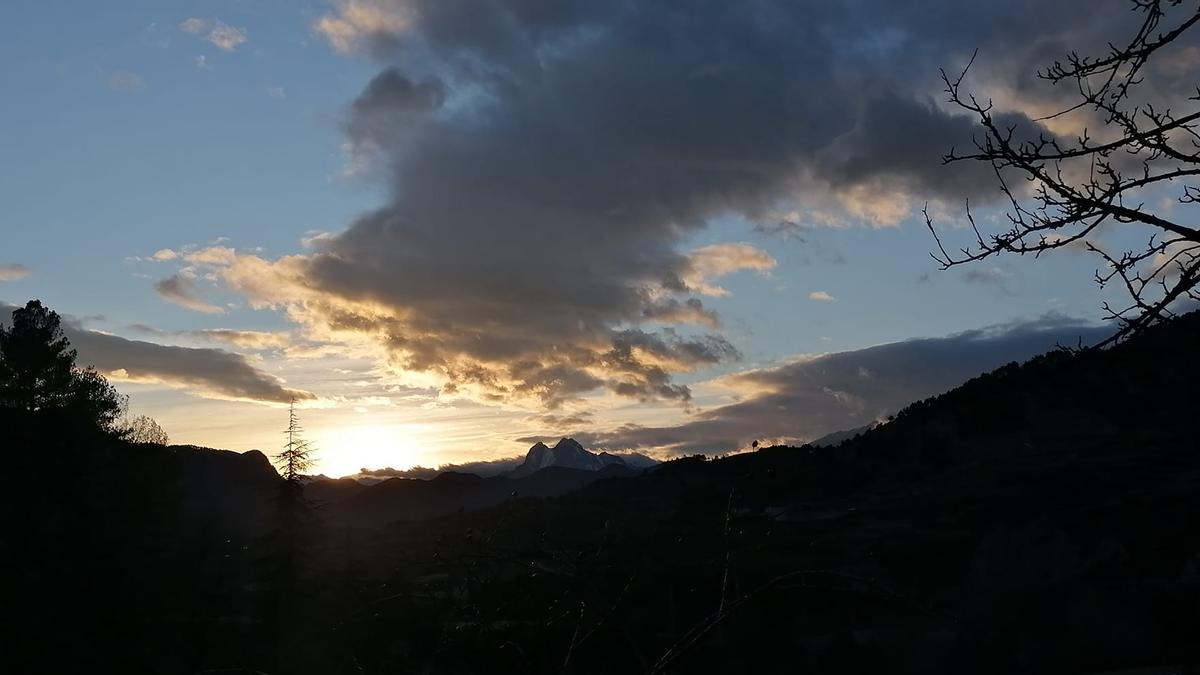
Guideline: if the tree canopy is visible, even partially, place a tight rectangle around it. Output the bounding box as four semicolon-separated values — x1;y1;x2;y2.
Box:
0;300;126;430
124;414;170;445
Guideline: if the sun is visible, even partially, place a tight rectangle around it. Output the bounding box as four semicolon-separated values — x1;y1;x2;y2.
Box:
311;423;426;478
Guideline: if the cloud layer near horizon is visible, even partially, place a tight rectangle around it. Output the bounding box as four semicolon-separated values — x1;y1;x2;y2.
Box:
564;316;1112;456
1;303;313;404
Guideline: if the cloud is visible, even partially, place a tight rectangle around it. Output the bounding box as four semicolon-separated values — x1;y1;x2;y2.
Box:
1041;233;1102;255
679;244;776;298
128;324;296;350
207;21;248;51
1147;240;1200;282
808;291;836;302
193;0;1164;412
141;22;171;48
340;67;446;172
178;17;208;34
154;274;224;314
314;0;413;55
72;333;314;404
184;246;238;266
266;86;287;100
577;315;1113;456
354;456;524;480
961;266;1013;294
185;329;293;350
962;267;1010;285
530;411;595;430
0;304;313;404
0;264;31;281
179;17;248;52
102;70;144;93
151;249;178;261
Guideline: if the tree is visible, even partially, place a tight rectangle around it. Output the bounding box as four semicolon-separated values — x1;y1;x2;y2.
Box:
272;398;316;554
124;414;169;445
0;300;126;429
264;399;317;671
926;0;1200;344
276;399;314;483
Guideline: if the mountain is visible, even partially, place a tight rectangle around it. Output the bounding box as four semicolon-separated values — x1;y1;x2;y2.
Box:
508;437;641;477
172;445;281;536
296;438;659;525
807;422;878;447
345;441;659;483
302;474;371;505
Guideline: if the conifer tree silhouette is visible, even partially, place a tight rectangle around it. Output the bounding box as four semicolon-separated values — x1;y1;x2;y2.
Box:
277;399;314;482
264;398;318;672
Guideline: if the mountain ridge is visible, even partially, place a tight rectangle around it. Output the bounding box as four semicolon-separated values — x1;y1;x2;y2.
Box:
508;437;632;477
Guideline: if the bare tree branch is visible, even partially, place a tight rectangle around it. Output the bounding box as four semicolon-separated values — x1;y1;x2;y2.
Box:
927;0;1200;344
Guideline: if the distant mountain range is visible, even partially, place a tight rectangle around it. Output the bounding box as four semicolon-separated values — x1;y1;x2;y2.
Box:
96;436;660;531
807;422;878;448
346;438;658;482
167;430;867;531
508;437;657;476
304;437;657;526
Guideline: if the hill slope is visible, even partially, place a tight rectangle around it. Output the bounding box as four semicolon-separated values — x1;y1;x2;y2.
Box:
329;313;1200;674
325;463;638;526
5;313;1199;674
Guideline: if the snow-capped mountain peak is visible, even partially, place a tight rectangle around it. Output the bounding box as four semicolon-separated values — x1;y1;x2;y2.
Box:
509;437;627;477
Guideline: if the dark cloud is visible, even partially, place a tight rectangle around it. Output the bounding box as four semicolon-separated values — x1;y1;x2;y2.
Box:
1;303;313;404
355;457;525;480
961;266;1012;289
577;315;1113;456
154;274;224;314
209;0;1167;409
344;68;447;164
69;331;314;403
353;68;445;115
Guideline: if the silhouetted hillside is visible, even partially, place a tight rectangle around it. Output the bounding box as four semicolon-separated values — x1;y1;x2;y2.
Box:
0;409;293;671
322;313;1200;674
5;313;1200;673
326;463;638;526
174;444;281;535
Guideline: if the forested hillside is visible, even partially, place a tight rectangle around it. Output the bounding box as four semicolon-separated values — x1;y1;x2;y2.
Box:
4;313;1198;673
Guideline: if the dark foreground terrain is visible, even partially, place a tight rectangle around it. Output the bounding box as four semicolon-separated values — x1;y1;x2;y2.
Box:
3;314;1200;674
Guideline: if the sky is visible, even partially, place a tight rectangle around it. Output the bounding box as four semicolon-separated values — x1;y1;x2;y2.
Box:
1;0;1193;476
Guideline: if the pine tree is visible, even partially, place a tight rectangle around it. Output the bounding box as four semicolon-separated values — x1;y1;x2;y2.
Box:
276;399;314;482
272;398;315;570
264;399;317;671
0;300;126;430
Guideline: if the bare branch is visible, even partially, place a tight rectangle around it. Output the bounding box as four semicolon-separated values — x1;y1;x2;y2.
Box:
928;0;1200;342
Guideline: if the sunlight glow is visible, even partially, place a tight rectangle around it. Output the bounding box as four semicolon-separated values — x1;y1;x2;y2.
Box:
310;423;427;477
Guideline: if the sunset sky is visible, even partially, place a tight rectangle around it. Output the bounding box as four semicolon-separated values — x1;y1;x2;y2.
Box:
2;0;1180;476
